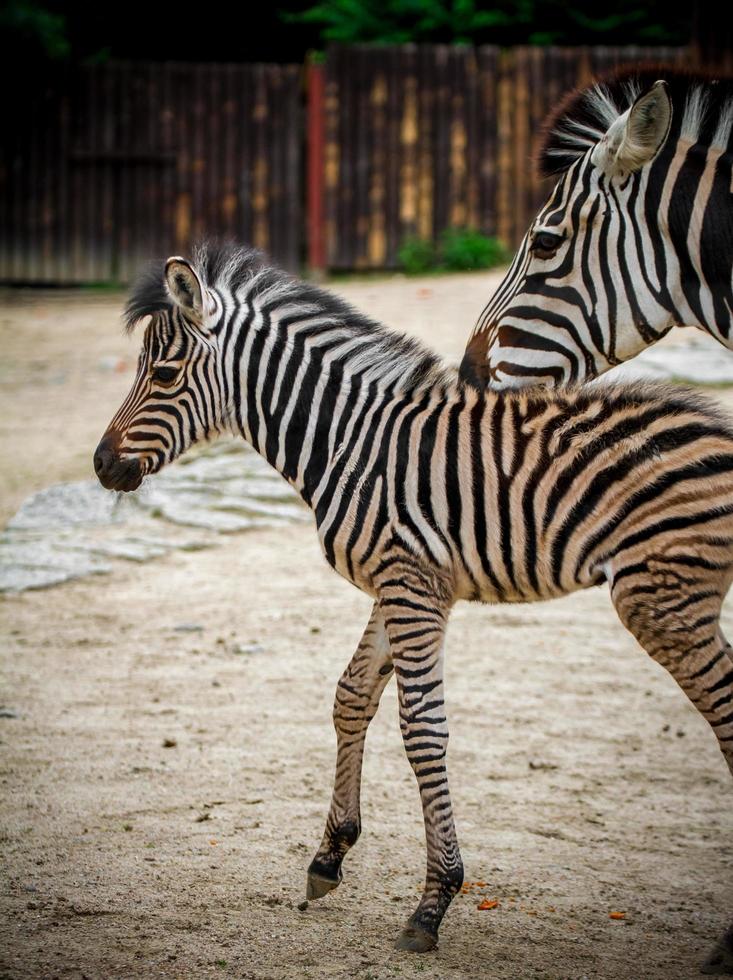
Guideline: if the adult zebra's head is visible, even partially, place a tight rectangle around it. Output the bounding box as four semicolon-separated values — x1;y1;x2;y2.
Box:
94;253;227;491
461;67;730;390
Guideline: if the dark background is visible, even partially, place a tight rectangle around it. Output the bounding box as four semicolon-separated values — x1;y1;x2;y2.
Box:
0;0;703;68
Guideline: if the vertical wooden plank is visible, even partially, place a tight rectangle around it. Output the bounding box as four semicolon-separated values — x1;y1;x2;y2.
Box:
284;63;302;270
367;49;388;268
510;48;528;247
326;45;351;269
378;47;394;268
476;47;497;239
220;63;236;243
268;65;284;265
190;62;204;246
98;63;115;280
142;62;159;265
448;46;468;230
39;76;55;281
464;46;480;232
529;45;550;218
306;62;326;273
241;63;252;251
56;67;72;283
116;62;133;281
401;45;420;250
495;48;514;250
252;64;269;258
160;62;175;259
432;46;450;244
416;44;435;247
352;46;367;267
324;47;340;269
87;62;103;280
339;50;354;268
231;62;245;247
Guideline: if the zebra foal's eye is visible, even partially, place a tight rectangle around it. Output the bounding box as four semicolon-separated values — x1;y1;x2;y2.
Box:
151;365;179;385
530;230;564;259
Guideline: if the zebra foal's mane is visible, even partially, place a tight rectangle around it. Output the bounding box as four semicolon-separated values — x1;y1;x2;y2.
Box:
123;242;452;396
540;65;733;177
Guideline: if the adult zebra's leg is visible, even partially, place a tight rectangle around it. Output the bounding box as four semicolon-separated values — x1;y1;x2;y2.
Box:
376;552;462;952
609;556;733;975
307;603;394;900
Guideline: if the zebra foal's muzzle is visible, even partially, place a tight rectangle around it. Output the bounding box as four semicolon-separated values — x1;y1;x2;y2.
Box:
93;431;143;492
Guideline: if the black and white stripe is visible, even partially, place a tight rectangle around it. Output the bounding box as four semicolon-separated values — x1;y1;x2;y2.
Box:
96;244;733;965
462;67;733;390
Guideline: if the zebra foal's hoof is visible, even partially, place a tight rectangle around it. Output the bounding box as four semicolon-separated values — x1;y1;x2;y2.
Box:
305;869;342;901
394;925;437;952
702;924;733;975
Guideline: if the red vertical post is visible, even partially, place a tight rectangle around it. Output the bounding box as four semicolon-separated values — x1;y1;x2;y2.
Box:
307;60;326;275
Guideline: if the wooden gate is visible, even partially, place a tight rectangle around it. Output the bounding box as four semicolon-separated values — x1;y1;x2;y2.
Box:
0;62;302;283
319;45;687;268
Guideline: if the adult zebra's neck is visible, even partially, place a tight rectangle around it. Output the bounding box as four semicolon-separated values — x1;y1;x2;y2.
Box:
217;261;449;507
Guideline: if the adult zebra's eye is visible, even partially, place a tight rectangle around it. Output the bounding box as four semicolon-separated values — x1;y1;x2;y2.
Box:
530;231;564;260
151;365;179;385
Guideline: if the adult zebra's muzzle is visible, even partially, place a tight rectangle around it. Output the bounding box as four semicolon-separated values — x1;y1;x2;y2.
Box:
93;432;143;492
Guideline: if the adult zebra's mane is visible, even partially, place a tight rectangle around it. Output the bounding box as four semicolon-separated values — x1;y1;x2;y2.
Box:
540;66;733;177
124;242;451;396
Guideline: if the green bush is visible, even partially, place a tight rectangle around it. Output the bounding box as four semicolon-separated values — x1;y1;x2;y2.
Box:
397;236;437;275
441;228;508;271
397;228;508;275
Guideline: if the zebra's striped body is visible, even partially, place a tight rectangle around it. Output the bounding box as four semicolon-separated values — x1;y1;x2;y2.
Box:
462;68;733;390
96;245;733;966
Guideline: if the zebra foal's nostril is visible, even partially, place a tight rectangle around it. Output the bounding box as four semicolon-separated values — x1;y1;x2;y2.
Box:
93;432;122;481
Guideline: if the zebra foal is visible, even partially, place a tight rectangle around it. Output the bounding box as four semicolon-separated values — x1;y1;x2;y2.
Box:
96;244;733;969
462;67;733;390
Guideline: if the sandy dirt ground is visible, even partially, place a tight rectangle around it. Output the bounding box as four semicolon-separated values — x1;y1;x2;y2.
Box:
2;273;733;980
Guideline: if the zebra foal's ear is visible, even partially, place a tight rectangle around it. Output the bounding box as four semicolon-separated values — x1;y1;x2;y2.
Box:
165;257;206;320
592;80;672;177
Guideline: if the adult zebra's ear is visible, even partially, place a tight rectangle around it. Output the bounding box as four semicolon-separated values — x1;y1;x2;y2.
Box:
165;257;207;322
592;80;672;177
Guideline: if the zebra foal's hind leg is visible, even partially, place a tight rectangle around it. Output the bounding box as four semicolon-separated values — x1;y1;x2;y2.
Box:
609;553;733;975
375;551;463;953
307;603;394;901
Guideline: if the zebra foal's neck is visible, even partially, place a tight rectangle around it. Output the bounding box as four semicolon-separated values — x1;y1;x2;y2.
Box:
130;244;452;504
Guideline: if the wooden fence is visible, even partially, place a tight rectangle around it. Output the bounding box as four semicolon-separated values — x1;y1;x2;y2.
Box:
1;46;693;282
318;45;687;269
0;62;302;283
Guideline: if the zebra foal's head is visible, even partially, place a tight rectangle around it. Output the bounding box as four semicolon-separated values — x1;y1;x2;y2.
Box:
462;67;732;389
94;253;226;492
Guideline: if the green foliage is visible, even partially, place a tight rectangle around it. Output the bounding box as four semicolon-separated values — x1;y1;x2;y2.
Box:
282;0;689;47
0;0;69;59
441;227;508;270
397;235;437;274
398;228;507;274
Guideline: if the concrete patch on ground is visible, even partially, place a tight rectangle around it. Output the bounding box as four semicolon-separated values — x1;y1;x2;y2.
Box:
0;440;306;593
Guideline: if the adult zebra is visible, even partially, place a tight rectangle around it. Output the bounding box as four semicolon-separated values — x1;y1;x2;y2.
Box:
461;67;733;390
96;244;733;971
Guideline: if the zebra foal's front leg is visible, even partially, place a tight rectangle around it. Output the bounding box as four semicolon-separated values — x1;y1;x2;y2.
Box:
376;553;463;952
307;603;394;900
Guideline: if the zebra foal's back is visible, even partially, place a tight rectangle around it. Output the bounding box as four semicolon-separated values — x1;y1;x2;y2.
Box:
329;375;733;607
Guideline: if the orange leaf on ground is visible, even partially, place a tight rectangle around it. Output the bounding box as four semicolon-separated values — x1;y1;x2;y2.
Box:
477;899;499;911
609;911;626;920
